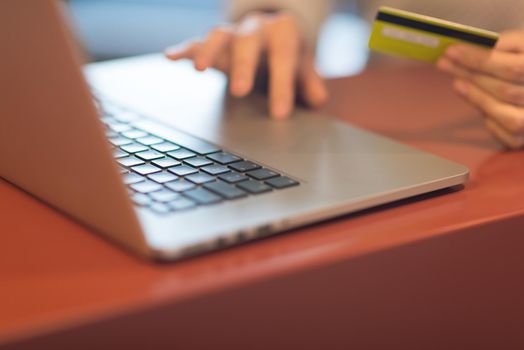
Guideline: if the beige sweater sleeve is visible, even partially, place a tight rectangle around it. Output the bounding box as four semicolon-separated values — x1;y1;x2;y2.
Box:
227;0;332;46
228;0;524;46
357;0;524;33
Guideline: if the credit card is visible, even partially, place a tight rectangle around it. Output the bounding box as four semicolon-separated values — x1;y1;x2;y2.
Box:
368;7;499;63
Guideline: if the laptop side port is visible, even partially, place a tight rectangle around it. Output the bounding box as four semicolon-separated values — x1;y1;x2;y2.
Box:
256;224;273;238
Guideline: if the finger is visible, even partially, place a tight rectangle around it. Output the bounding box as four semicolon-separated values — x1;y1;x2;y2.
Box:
230;31;262;97
267;14;300;119
438;57;524;106
485;118;524;150
496;30;524;53
454;79;524;134
165;41;201;61
194;27;233;71
213;51;232;73
444;44;524;84
297;50;328;108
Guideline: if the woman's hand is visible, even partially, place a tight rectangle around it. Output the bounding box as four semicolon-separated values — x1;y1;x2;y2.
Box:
437;30;524;149
165;12;328;119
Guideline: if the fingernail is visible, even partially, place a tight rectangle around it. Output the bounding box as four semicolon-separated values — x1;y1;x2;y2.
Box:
165;42;191;58
272;102;290;119
164;46;180;57
436;58;451;71
311;88;328;107
195;58;208;71
231;79;248;96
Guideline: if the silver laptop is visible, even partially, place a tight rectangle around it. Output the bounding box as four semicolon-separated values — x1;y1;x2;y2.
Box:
0;0;468;261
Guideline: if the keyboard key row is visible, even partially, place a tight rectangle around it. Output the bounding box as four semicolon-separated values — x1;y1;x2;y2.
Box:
126;166;298;195
132;119;221;155
204;181;247;200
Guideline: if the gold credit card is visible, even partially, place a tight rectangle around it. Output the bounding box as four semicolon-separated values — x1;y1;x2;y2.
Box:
368;7;499;63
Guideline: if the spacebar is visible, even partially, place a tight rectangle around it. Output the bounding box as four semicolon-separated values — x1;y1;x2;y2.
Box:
132;119;220;155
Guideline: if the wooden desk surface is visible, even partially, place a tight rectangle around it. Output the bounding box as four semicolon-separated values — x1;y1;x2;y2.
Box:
2;64;524;349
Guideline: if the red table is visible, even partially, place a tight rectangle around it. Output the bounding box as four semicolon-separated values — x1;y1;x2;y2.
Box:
1;63;523;349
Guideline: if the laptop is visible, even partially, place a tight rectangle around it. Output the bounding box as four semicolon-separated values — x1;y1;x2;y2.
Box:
0;0;468;261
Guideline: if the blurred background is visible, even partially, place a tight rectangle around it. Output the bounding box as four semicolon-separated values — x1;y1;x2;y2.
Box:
68;0;370;77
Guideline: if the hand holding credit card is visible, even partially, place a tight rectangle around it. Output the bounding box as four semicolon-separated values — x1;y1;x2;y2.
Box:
368;7;499;62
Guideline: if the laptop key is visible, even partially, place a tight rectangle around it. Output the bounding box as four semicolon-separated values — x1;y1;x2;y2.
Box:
184;188;222;205
132;193;152;206
113;111;141;123
149;203;172;215
151;142;180;153
237;180;272;194
246;168;279;180
266;176;299;189
147;171;178;184
150;189;181;202
167;149;197;160
135;150;164;161
109;123;133;133
109;136;133;147
184;156;213;168
136;136;164;146
186;172;215;185
229;161;261;173
218;172;249;184
121;129;148;139
201;164;230;176
131;180;163;193
168;165;198;176
131;164;162;176
207;152;242;165
113;149;129;159
106;130;119;138
101;115;117;125
165;179;196;192
151;157;181;169
204;181;247;200
123;172;146;185
169;198;197;211
117;156;145;168
120;143;149;154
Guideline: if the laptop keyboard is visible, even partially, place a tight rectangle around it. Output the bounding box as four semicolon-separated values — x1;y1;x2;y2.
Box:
99;103;300;215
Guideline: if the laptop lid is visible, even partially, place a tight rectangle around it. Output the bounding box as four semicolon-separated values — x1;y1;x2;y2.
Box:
0;0;149;256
